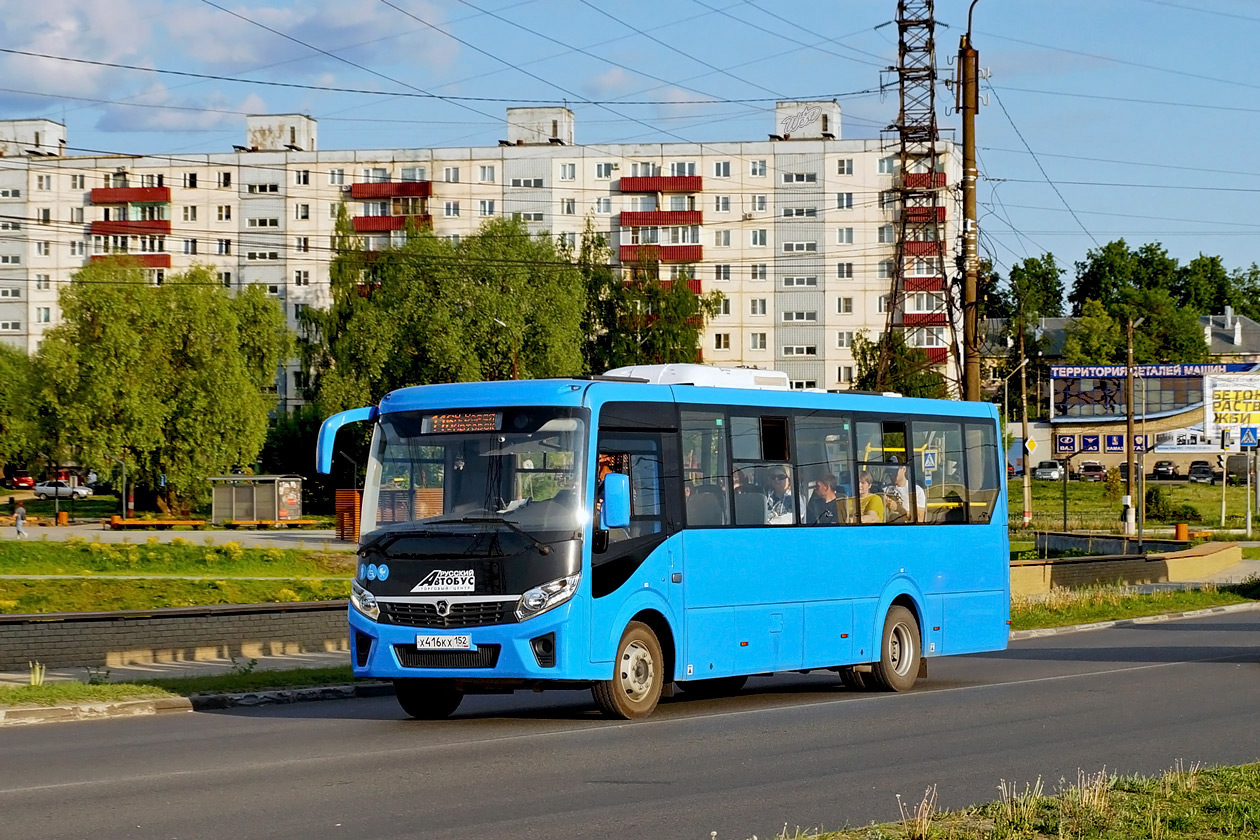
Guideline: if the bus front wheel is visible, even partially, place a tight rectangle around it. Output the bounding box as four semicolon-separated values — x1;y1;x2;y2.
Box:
593;621;664;719
871;606;921;692
394;678;463;719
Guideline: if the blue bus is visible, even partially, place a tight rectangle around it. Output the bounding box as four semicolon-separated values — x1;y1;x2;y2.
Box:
316;364;1009;720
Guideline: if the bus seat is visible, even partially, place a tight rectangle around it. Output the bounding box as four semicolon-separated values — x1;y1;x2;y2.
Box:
733;489;767;525
687;488;725;527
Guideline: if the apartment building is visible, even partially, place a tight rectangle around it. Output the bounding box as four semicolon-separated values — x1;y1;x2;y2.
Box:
0;102;961;401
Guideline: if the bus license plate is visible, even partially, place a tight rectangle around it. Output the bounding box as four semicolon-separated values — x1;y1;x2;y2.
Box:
415;635;472;650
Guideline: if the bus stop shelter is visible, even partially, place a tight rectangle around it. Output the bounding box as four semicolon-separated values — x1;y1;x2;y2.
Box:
209;475;304;526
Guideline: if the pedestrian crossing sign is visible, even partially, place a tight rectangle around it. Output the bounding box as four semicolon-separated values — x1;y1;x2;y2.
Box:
1242;427;1258;449
922;451;938;472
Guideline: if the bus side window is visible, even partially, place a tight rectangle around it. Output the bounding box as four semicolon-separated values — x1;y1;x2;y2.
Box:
682;410;731;528
965;423;1000;523
794;411;855;525
912;420;966;524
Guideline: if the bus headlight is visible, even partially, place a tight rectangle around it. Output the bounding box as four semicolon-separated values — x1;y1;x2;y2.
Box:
515;573;580;622
351;579;380;621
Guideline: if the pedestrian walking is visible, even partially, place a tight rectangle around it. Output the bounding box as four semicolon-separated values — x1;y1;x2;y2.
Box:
14;501;26;538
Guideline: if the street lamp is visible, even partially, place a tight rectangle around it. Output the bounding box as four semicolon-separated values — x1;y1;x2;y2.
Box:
1125;316;1146;538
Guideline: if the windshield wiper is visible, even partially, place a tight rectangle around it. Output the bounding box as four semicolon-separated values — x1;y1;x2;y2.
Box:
458;516;552;555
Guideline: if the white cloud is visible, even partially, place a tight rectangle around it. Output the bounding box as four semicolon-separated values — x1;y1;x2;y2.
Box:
94;82;268;133
582;67;636;99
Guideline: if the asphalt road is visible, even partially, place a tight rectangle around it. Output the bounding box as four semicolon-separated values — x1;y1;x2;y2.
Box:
3;612;1259;840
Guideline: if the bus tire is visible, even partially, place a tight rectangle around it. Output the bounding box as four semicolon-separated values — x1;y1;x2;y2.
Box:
593;621;664;719
837;667;870;691
675;675;748;699
393;678;463;719
871;606;921;692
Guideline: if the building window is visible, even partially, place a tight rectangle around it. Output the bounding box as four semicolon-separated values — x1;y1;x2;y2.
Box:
36;307;50;324
836;331;854;349
217;171;232;188
401;167;426;182
750;332;767;350
296;236;309;253
878;259;895;279
183;239;198;255
216;239;231;255
595;162;615;179
181;206;197;223
444;167;460;183
219;271;232;287
561;198;576;215
138;236;164;253
70;174;86;190
782;172;817;183
294;270;310;286
70;241;85;256
877;224;897;244
782;241;817;253
247;183;280;194
836;192;853;210
0;221;18;230
752;194;767;212
783;345;818;356
713;333;730;350
878;156;898;174
329;169;345;185
714;195;730;213
783;276;817;288
714;264;731;281
595;197;611;214
559;231;576;248
295;169;310;186
0;188;19;198
217;205;231;221
719;296;731;316
749;160;766;177
669;161;696;177
36;175;51;191
782;207;817;218
293;303;308;320
878;294;891;313
0;287;19;298
510;177;545;188
751;264;767;281
478;165;495;183
880;190;899;210
35;275;49;290
750;229;767;247
246;251;281;261
836;227;854;244
0;320;20;331
479;199;495;217
714;160;730;177
0;256;19;265
714;229;731;247
247;218;280;228
514;212;544;222
37;208;50;225
559;163;576;180
838;296;854;314
837;158;853;175
36;241;50;256
444;201;460;217
750;298;767;316
838;366;854;384
782;310;817;323
183;173;198;188
294;203;309;220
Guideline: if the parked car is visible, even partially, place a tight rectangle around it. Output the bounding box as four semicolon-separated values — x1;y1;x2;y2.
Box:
1078;462;1106;482
1187;463;1214;484
1032;460;1063;481
6;471;34;490
1152;460;1179;479
33;480;90;500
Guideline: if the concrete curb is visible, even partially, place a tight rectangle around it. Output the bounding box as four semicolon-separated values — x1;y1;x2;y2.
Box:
0;682;393;727
1009;600;1260;640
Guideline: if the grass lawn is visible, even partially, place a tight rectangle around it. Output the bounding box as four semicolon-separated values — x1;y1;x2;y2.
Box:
1009;478;1257;532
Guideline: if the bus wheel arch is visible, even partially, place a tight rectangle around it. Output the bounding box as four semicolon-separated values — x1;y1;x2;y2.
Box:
592;610;675;720
870;602;922;692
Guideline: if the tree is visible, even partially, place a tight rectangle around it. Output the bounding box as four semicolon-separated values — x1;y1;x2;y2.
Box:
1069;240;1179;316
580;222;723;372
1129;288;1208;364
1061;299;1122;364
34;258;290;512
1172;253;1234;315
0;343;37;478
852;331;947;399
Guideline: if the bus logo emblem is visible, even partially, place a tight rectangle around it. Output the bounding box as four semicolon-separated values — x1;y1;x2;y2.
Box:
411;569;475;593
435;600;451;617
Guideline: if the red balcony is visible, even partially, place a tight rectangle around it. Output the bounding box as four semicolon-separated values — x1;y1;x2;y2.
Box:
904;276;945;292
352;215;432;232
904;240;944;256
660;277;703;295
619;210;703;227
89;187;171;205
905;206;946;223
904;172;947;189
619;176;703;193
90;253;171;268
619;244;703;263
349;181;431;199
925;347;949;365
903;312;949;327
90;219;171;236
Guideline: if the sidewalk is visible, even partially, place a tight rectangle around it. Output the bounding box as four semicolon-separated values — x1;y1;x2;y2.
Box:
0;648;352;688
2;520;351;551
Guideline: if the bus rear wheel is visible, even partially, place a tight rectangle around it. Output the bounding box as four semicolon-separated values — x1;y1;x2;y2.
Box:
676;675;748;699
593;621;664;720
837;667;870;691
394;678;463;719
870;606;921;692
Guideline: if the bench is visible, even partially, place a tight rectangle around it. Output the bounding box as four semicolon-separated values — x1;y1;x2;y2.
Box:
107;517;205;530
220;520;321;529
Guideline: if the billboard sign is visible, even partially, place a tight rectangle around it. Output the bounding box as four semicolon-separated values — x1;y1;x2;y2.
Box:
1204;375;1260;440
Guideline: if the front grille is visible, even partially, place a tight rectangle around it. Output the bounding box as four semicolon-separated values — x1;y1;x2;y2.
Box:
393;644;501;669
354;632;372;667
379;600;515;628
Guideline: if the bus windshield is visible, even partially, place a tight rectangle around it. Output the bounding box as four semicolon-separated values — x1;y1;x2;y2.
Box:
360;406;588;537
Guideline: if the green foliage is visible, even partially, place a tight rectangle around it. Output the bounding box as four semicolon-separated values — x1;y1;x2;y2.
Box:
258;404;337;512
33;259;290;511
304;216;585;413
0;342;37;475
580;222;722;372
1062;299;1123;364
853;330;948;398
1145;486;1203;523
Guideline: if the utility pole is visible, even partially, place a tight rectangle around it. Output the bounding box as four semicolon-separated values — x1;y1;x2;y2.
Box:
959;2;981;400
1020;329;1032;527
1124;317;1143;536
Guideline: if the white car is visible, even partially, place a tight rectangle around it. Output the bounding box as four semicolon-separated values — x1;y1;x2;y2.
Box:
33;480;90;500
1031;461;1063;481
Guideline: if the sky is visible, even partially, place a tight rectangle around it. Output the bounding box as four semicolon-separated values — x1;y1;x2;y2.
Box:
1;0;1257;292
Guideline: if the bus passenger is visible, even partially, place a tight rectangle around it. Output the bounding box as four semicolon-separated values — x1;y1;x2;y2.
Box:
884;462;926;524
806;472;843;525
857;470;885;523
766;467;796;524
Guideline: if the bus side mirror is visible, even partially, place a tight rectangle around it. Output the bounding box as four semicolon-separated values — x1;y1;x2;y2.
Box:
600;473;631;529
